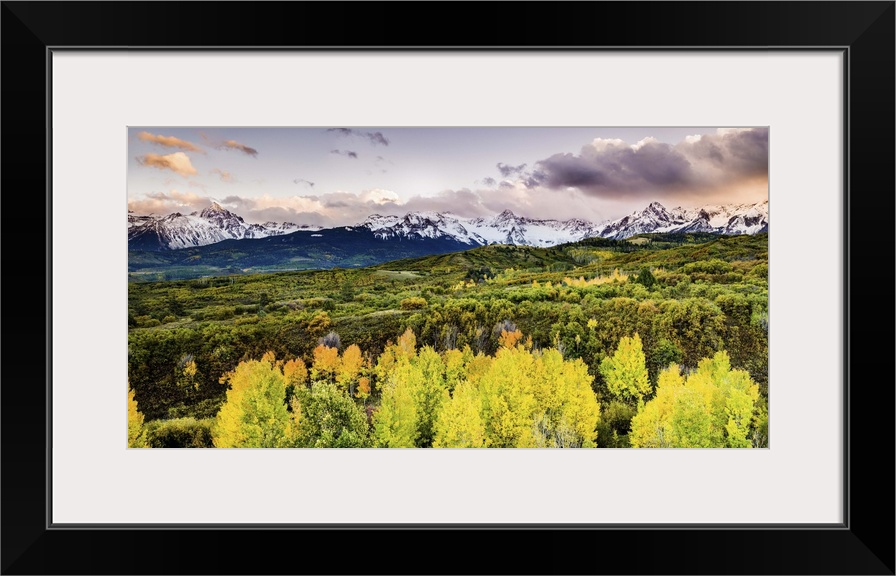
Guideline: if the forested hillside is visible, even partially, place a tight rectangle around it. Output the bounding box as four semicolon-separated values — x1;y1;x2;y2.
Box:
127;232;769;448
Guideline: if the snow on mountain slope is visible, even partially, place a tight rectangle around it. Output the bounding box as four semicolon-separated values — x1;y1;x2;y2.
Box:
362;212;488;245
362;209;599;247
127;202;318;250
129;200;768;251
598;200;769;239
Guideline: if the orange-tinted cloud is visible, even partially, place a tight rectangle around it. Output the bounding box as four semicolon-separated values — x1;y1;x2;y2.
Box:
136;152;197;177
219;140;258;157
211;168;234;182
137;131;203;152
127;189;209;215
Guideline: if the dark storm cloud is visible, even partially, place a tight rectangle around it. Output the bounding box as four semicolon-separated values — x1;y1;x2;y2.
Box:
327;128;354;137
366;132;390;146
710;127;769;176
529;128;768;200
327;128;390;146
330;149;359;159
497;162;527;178
293;178;315;187
523;170;546;189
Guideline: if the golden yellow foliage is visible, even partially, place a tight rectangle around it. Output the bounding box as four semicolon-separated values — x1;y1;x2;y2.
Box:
283;358;308;387
395;327;417;359
127;385;146;448
213;353;294;448
311;344;340;383
356;376;371;399
563;268;629;288
433;381;485;448
498;328;523;349
630;351;760;448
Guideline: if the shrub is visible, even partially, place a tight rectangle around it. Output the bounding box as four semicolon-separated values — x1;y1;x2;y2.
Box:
400;297;428;310
145;418;215;448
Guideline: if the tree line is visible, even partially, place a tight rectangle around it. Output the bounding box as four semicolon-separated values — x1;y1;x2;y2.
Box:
129;328;765;448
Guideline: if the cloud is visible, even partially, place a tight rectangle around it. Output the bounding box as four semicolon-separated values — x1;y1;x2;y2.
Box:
219;139;258;157
137;131;204;152
136;152;197;177
293;178;315;188
211;168;234;183
127;185;590;225
400;189;492;218
366;132;390;146
327;128;390;146
527;127;768;202
497;162;527;178
128;128;767;227
327;128;353;137
127;189;209;215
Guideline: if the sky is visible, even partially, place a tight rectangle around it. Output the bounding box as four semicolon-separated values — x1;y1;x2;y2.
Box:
127;127;768;227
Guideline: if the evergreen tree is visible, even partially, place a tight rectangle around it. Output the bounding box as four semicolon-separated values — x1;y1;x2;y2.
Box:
293;382;369;448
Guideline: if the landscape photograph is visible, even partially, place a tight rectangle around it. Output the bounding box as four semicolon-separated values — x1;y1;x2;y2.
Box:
127;126;769;449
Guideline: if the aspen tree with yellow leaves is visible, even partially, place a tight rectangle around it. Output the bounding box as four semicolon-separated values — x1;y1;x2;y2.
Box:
629;351;760;448
213;352;294;448
336;344;365;397
599;333;651;402
128;384;147;448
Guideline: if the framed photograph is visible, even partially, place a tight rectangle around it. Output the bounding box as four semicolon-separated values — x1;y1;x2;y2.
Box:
3;2;892;574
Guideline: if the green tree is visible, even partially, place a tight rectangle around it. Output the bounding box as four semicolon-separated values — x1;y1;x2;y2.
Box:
293;382;369;448
646;338;683;384
634;267;656;289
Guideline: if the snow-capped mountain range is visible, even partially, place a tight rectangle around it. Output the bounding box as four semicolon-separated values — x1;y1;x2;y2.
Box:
360;210;601;247
596;200;768;239
128;200;768;251
128;202;321;250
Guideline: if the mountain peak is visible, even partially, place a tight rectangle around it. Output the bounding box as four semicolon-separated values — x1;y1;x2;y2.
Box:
200;202;244;223
493;209;520;225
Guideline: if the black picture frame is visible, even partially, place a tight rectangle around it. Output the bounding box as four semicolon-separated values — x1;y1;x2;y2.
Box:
2;2;893;574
